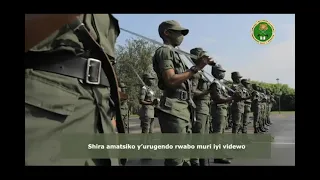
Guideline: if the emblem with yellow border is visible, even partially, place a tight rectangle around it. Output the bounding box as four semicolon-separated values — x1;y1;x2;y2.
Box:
251;20;275;45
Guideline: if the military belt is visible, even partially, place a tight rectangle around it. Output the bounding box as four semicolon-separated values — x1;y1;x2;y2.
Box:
164;89;189;101
25;52;110;87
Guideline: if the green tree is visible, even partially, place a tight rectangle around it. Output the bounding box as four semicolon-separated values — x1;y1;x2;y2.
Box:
115;38;160;114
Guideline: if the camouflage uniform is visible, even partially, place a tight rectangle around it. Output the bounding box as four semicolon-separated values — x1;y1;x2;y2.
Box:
25;14;121;165
189;48;211;166
230;72;245;134
120;83;129;133
152;20;192;166
139;74;156;133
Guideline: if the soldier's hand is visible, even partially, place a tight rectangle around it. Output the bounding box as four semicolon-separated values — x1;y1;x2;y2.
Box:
207;59;216;66
195;55;212;70
152;99;159;106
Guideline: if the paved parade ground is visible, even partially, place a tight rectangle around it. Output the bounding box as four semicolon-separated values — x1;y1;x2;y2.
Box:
125;112;295;166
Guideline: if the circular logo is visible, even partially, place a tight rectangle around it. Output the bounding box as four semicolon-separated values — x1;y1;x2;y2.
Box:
251;20;275;45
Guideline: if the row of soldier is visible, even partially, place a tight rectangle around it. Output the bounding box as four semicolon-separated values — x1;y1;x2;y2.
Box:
25;14;276;166
118;20;276;166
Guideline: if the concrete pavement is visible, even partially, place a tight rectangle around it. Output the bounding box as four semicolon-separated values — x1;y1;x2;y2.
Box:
125;112;295;166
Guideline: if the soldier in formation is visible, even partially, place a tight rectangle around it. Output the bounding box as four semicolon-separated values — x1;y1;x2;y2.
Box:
230;72;246;134
240;79;252;133
209;64;237;164
259;87;269;132
266;90;276;125
189;47;212;166
138;73;157;134
251;84;266;133
119;83;129;132
152;20;214;166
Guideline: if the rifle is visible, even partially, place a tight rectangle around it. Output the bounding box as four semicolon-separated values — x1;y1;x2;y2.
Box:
68;17;127;165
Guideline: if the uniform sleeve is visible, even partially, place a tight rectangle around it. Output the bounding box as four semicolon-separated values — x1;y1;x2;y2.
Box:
155;47;175;75
210;82;223;101
139;87;147;101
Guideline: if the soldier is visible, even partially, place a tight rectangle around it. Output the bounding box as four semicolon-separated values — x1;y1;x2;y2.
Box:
267;90;276;125
230;72;245;134
25;14;124;165
189;48;211;166
251;84;264;133
259;87;269;132
240;79;252;134
120;83;129;133
210;64;237;164
152;20;213;166
139;73;157;134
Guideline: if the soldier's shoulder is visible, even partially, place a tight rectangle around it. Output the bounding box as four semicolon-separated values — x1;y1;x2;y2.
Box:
155;45;173;54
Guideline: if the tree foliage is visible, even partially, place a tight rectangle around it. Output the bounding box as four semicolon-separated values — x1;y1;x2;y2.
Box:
250;80;295;111
115;38;161;113
224;80;295;111
115;38;295;113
